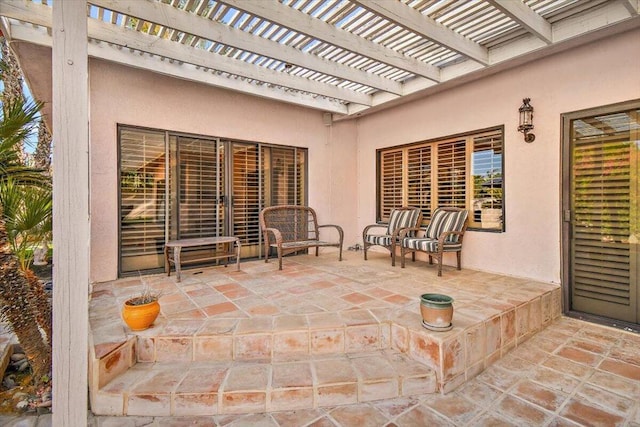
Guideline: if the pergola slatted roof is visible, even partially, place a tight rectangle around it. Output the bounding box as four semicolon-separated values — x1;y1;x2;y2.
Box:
0;0;638;117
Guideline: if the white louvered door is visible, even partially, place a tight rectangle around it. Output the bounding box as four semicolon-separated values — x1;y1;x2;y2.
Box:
567;107;639;324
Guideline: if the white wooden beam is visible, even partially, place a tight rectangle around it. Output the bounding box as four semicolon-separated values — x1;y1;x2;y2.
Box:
90;0;404;95
0;0;370;105
352;0;489;66
52;1;89;426
86;19;371;106
222;0;441;82
620;0;639;15
488;0;553;44
6;21;349;114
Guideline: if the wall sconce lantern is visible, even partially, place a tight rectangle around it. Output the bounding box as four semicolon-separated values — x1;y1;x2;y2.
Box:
518;98;535;143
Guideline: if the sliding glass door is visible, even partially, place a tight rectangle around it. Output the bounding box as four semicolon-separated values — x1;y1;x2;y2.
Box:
119;126;307;275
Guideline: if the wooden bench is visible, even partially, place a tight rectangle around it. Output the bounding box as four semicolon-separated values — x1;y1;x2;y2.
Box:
164;236;241;282
259;205;344;270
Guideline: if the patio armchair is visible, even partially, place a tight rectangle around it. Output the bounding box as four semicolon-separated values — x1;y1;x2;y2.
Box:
399;207;468;276
362;206;422;266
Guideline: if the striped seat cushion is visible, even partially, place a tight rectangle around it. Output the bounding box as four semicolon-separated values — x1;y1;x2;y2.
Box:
364;234;393;246
401;238;463;252
386;209;421;236
425;209;468;243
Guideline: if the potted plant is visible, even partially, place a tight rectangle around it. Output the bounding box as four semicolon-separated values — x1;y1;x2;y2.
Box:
420;293;454;331
122;285;162;331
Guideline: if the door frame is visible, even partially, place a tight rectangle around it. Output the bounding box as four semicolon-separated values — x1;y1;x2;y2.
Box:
561;99;640;332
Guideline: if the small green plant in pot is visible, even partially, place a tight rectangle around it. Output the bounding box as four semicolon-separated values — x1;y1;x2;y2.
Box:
122;285;162;331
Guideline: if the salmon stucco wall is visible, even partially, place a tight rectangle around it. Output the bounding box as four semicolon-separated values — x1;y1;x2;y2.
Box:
355;28;640;284
89;60;358;282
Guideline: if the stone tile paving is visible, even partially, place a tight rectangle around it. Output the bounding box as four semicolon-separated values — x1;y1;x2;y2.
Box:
3;315;638;426
3;252;639;424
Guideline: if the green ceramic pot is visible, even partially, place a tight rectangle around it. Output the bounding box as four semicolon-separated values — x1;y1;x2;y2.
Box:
420;293;454;331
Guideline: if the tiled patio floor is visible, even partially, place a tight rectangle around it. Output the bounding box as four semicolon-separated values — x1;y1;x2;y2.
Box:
89;250;561;412
86;315;640;426
4;317;635;426
1;251;639;425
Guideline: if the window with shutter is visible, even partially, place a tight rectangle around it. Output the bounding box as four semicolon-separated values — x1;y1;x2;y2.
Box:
376;127;504;229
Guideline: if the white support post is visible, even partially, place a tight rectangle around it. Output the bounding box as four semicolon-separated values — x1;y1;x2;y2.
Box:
52;1;89;426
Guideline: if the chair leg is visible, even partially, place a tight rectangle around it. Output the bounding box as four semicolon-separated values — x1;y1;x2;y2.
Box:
428;255;433;265
364;244;368;260
338;244;343;261
277;247;283;270
391;245;396;267
456;251;462;270
400;247;406;268
436;251;444;276
264;243;270;263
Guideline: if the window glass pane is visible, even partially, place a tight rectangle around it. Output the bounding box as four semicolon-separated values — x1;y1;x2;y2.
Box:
232;143;261;246
270;147;297;205
177;136;221;239
437;140;466;208
119;128;167;272
407;145;432;221
472;131;503;230
379;149;404;221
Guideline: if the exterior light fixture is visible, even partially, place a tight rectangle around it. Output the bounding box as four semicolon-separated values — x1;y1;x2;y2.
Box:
518;98;535;143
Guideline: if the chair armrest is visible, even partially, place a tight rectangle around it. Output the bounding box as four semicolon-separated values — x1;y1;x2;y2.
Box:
318;224;344;243
262;227;283;245
437;230;465;245
398;227;424;240
362;224;387;239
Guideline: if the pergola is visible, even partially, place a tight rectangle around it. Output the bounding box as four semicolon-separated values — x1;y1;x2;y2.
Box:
0;1;638;425
2;0;639;120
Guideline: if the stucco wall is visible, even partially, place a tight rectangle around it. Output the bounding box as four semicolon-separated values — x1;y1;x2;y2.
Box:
89;28;639;284
89;61;359;282
355;28;640;283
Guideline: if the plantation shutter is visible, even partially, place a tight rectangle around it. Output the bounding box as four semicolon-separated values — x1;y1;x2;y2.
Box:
380;149;404;221
437;140;466;208
407;145;432;222
177;137;222;239
119;128;167;272
570;110;639;322
232;143;262;252
296;149;306;206
270;147;297;205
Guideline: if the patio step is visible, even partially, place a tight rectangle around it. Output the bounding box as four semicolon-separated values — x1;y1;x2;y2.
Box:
91;349;437;416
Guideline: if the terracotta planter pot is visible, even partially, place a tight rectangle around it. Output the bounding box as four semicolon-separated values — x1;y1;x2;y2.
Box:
420;293;454;331
122;299;160;331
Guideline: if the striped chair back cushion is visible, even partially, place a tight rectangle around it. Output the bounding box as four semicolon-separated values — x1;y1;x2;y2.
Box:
425;209;468;243
386;208;421;236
